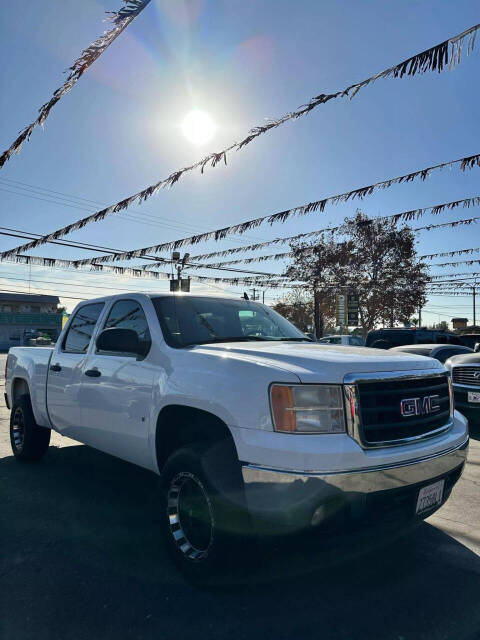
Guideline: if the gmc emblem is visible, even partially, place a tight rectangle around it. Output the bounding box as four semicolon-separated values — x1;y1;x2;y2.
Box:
400;395;441;417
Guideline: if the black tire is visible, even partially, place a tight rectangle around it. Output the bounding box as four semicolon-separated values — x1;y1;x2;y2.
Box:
160;442;251;582
10;394;51;462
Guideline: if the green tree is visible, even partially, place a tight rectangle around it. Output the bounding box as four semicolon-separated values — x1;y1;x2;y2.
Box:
285;211;429;338
272;290;314;332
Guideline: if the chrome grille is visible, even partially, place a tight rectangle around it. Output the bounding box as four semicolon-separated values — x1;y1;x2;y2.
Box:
452;366;480;387
354;373;451;446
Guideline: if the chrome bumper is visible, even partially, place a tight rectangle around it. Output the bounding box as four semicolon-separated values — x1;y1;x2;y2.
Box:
241;437;468;533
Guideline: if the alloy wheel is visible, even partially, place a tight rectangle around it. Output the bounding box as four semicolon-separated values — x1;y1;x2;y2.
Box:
167;471;214;561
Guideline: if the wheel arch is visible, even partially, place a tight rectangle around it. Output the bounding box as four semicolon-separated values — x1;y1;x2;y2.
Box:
155;404;238;473
11;377;30;402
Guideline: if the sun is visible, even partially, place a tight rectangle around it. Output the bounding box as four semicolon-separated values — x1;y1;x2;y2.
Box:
181;110;216;145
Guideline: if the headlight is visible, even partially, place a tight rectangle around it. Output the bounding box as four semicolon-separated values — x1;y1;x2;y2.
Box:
270;384;346;434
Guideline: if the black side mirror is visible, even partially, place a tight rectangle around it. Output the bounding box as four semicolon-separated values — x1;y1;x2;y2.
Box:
96;328;140;355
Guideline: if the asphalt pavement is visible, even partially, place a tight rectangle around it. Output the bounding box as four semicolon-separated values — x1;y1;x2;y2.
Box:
1;353;479;640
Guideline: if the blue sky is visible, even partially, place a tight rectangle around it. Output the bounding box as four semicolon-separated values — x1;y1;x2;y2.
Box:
0;0;479;321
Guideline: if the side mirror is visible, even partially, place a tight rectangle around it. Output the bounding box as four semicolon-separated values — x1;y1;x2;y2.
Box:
96;328;140;355
305;333;316;342
475;343;480;353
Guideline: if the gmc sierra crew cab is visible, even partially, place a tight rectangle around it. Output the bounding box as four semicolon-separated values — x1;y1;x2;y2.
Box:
5;293;469;577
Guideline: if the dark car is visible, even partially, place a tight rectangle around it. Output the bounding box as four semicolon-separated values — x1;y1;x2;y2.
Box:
366;328;463;349
390;344;474;364
445;352;480;424
456;333;480;350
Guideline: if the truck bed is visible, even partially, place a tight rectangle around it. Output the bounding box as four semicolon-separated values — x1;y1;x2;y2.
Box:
6;347;53;427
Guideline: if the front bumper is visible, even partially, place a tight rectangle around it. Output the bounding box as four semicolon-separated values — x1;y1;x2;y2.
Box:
242;436;468;535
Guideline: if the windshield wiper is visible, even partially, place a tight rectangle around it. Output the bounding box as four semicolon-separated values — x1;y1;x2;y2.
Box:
278;337;314;342
183;336;272;346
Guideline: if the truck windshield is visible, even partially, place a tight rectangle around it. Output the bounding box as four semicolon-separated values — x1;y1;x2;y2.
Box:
152;296;310;348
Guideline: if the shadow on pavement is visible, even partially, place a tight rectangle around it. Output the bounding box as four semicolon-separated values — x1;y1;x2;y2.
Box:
1;443;480;640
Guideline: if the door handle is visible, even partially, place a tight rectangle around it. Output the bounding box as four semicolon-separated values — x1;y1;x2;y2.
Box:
85;369;101;377
50;364;62;372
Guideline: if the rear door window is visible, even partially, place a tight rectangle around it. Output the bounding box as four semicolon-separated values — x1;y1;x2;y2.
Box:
63;303;105;354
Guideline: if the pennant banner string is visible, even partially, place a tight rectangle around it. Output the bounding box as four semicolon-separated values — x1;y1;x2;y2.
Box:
189;210;480;263
430;271;480;279
0;1;151;170
422;246;480;259
431;258;480;267
2;20;480;257
185;228;480;270
7;251;478;291
0;253;288;288
45;153;480;269
184;206;480;263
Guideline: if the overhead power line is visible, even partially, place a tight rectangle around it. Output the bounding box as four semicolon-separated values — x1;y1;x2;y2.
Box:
0;177;266;244
0;227;280;277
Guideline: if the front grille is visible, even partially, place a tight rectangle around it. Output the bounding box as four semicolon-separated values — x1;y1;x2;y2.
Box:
357;374;451;446
452;366;480;387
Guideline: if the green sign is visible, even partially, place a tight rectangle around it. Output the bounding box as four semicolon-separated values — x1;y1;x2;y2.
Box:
0;313;62;326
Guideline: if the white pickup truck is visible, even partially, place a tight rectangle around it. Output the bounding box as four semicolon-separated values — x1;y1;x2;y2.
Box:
5;293;469;577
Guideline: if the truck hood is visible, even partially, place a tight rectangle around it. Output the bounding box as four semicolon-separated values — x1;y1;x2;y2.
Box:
193;342;443;383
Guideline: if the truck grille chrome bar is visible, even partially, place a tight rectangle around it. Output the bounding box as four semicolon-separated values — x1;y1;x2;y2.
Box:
452;366;480;387
344;370;452;448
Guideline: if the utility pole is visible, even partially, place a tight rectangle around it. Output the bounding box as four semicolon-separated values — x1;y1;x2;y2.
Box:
249;288;259;301
474;285;477;327
418;306;422;328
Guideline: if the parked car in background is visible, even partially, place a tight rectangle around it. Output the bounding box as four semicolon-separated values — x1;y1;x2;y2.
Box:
318;334;365;346
445;352;480;424
456;334;480;350
366;328;463;349
390;344;473;364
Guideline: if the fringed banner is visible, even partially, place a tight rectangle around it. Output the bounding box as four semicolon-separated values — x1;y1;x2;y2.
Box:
186;223;480;271
0;1;151;170
432;258;480;267
0;253;170;281
38;156;480;269
430;271;480;279
188;204;480;263
187;234;480;270
0;253;288;288
2;21;480;256
422;246;480;259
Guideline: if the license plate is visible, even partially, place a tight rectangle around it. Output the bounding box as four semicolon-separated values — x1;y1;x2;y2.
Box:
468;391;480;403
416;480;445;515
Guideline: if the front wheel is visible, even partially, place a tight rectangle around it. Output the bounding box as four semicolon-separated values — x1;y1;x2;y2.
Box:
160;444;251;582
10;394;51;462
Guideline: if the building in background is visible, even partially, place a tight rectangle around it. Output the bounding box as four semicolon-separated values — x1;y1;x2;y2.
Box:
452;318;468;330
0;293;62;350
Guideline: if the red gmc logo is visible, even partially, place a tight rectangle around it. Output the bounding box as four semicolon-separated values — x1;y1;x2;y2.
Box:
400;395;441;417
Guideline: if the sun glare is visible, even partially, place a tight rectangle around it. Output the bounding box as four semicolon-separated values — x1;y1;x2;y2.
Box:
181;110;216;145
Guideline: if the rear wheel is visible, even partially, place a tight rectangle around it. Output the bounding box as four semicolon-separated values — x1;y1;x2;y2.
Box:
10;394;50;462
160;443;251;582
